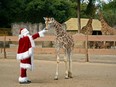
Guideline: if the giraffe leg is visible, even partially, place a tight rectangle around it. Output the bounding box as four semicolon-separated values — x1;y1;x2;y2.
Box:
64;54;68;79
68;51;73;78
68;58;73;78
54;55;60;80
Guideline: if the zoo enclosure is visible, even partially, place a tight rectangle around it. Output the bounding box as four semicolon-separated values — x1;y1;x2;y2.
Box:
0;35;116;62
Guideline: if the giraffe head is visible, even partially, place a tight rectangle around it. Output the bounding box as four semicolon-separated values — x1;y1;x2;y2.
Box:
43;17;55;30
95;9;103;21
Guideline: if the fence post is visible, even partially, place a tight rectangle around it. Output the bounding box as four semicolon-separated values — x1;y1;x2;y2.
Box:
85;35;89;62
3;32;7;58
1;48;2;53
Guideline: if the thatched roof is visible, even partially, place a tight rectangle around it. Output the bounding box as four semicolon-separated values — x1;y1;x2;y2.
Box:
64;18;101;31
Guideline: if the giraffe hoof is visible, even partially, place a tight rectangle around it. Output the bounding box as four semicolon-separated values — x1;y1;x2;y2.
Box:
54;77;58;80
65;76;69;79
69;75;73;78
68;72;73;78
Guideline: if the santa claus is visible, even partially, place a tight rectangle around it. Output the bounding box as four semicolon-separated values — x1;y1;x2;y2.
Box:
17;28;47;84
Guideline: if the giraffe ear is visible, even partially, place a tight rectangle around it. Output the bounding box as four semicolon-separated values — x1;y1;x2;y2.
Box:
43;17;46;20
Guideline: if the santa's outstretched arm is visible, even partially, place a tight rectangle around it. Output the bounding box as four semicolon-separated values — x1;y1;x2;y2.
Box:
32;28;47;39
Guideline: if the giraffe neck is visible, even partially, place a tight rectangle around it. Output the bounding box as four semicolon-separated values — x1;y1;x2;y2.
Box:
86;18;92;26
53;20;65;36
99;14;109;27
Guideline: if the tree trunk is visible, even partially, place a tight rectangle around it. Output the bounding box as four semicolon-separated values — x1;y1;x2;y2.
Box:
77;0;81;33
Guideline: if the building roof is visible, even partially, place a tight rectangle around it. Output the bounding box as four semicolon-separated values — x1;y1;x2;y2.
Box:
64;18;101;31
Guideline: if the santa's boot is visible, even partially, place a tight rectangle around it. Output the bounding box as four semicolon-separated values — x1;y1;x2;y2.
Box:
19;68;31;84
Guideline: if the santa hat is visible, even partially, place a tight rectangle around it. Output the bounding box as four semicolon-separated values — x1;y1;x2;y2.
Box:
19;28;29;38
19;28;29;35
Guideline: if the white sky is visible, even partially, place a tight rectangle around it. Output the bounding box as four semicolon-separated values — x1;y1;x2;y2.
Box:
83;0;113;4
101;0;113;3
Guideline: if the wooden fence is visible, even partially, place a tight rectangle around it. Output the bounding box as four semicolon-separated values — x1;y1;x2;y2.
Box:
0;34;116;61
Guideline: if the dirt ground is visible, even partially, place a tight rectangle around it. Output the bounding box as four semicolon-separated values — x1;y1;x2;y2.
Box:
0;54;116;87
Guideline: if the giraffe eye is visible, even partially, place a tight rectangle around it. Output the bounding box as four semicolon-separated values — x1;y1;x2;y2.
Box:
51;18;54;21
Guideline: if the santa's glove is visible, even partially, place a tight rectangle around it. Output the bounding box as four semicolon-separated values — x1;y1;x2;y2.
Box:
38;28;48;37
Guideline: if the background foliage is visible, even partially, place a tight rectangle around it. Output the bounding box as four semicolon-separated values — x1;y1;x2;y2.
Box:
0;0;115;28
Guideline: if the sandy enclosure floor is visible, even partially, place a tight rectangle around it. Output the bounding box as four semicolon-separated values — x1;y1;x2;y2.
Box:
0;57;116;87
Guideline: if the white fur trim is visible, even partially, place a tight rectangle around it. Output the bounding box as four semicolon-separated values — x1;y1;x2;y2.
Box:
17;47;33;60
19;77;28;82
28;35;35;47
20;63;32;69
18;35;23;39
21;28;29;35
18;28;29;39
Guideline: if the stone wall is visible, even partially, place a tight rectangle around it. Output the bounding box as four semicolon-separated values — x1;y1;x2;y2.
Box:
11;22;45;36
11;22;67;36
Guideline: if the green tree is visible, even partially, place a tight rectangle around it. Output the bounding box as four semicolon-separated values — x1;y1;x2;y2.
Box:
0;0;11;27
0;0;115;28
103;0;116;27
0;0;77;27
0;0;31;27
25;0;77;23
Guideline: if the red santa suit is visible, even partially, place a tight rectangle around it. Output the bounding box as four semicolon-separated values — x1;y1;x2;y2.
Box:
17;28;46;83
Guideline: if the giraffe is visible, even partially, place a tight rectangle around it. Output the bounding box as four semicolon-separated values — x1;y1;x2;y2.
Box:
44;17;74;80
98;11;116;35
97;10;116;48
80;17;93;35
80;17;95;48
